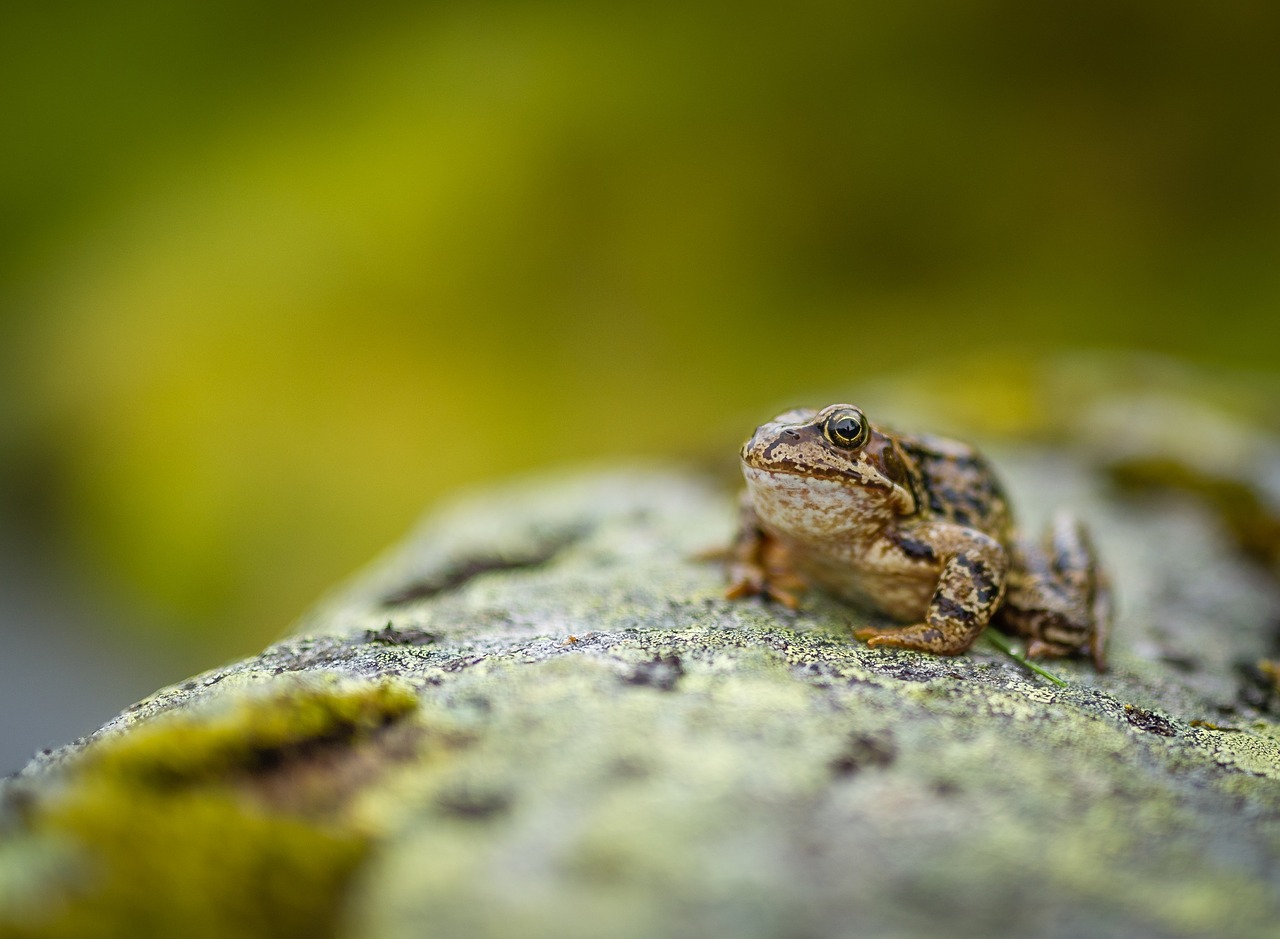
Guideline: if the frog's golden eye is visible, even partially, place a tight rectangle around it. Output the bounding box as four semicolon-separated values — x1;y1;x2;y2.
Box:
824;410;868;449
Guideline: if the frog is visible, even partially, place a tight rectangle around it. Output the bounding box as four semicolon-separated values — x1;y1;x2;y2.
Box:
727;404;1109;669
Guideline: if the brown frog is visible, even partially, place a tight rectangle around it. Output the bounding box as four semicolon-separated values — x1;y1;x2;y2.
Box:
727;404;1109;668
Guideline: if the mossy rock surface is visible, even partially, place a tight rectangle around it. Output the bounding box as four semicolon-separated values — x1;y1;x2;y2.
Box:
5;373;1280;938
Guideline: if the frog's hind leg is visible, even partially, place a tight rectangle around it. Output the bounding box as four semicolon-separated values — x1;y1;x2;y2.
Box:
996;511;1110;670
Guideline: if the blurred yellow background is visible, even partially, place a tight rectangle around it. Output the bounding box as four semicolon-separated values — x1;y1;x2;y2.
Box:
2;2;1278;764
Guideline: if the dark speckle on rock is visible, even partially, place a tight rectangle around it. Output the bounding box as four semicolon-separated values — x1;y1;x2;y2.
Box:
363;624;439;647
434;787;511;820
1159;654;1199;673
379;527;587;607
1123;705;1177;736
624;653;684;691
829;732;896;777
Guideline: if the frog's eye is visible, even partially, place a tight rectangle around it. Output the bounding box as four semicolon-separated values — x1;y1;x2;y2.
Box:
824;410;868;449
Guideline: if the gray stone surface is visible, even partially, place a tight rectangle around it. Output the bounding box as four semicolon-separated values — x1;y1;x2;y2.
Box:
5;442;1280;937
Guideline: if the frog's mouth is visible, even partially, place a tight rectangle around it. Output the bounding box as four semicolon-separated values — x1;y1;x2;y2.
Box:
739;457;894;492
743;463;837;486
739;415;911;491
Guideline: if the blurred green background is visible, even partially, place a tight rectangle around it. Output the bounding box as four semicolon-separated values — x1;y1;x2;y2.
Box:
2;1;1278;768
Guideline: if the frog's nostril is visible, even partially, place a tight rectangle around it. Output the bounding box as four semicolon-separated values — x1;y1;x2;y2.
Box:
783;429;801;440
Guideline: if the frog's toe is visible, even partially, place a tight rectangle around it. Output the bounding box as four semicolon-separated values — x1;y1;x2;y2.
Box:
725;566;765;601
855;623;976;656
765;584;802;609
726;565;803;609
853;625;894;642
854;625;931;650
860;632;932;653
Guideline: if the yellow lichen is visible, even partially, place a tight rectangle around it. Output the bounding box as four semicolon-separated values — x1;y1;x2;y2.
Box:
85;676;419;788
0;677;419;939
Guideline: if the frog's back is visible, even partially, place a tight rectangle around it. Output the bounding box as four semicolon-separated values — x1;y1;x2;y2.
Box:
897;432;1012;538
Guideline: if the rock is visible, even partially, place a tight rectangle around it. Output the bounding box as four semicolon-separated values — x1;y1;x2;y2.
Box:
4;438;1280;937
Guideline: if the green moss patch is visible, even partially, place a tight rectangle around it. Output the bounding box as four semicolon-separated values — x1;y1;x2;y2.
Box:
87;676;419;790
0;677;419;939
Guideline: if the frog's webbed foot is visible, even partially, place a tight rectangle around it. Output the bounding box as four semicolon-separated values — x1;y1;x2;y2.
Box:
724;494;807;609
856;532;1007;656
996;511;1110;670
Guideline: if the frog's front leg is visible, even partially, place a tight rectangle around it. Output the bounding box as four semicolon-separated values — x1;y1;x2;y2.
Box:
854;526;1008;655
724;492;808;609
995;511;1110;669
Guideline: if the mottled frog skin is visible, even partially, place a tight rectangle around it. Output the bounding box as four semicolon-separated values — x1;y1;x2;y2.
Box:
728;404;1109;668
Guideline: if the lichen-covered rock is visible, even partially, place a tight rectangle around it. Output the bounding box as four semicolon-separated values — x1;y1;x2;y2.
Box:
4;428;1280;937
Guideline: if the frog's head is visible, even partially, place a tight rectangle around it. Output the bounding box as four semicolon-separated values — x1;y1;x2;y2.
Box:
739;404;917;535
